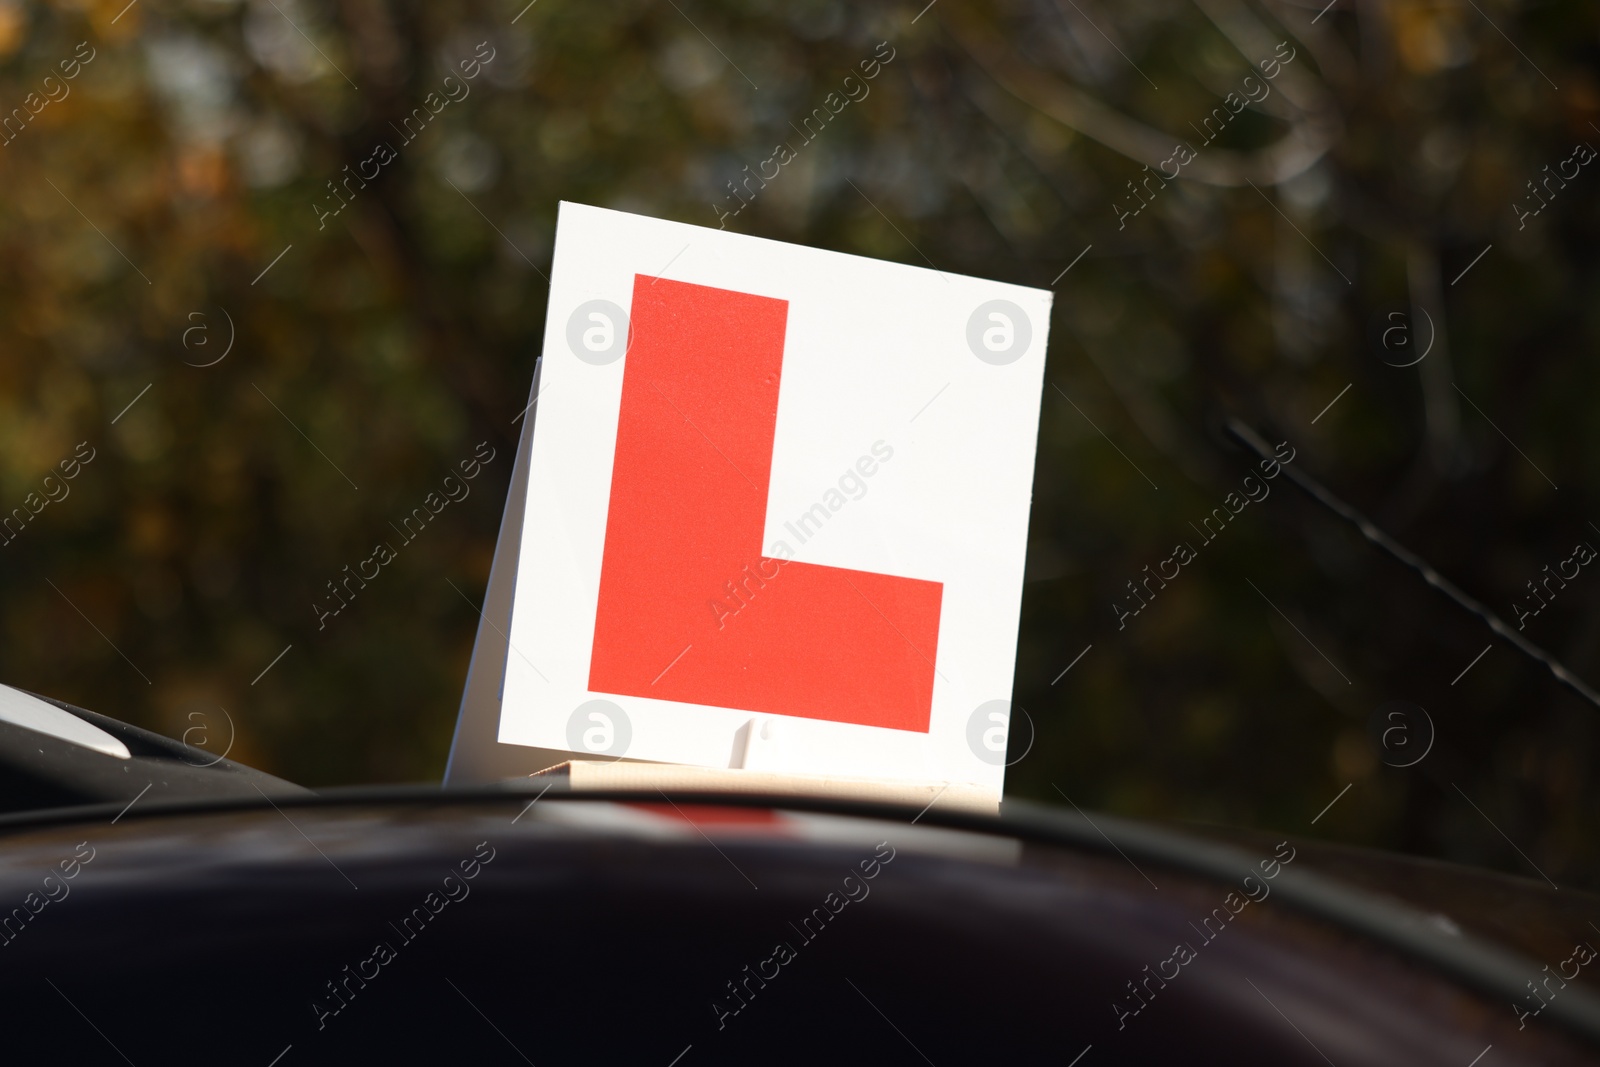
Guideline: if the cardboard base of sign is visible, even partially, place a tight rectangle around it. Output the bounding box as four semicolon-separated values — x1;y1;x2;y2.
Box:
445;360;586;785
527;760;998;815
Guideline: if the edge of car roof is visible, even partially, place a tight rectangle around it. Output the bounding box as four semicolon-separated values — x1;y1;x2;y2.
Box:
0;783;1590;1047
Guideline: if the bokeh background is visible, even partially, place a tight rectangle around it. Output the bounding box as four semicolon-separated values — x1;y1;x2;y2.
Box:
1;0;1597;886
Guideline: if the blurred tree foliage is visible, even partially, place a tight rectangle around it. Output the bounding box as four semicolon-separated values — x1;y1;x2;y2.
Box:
0;0;1597;885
